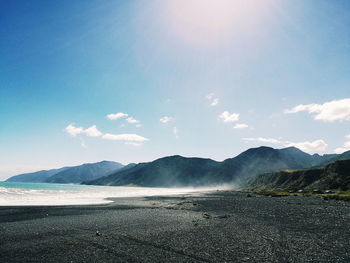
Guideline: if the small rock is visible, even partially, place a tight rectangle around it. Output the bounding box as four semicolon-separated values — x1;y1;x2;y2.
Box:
217;214;230;219
203;213;211;219
247;194;252;197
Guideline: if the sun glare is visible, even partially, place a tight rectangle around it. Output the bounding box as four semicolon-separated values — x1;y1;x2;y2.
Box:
163;0;269;46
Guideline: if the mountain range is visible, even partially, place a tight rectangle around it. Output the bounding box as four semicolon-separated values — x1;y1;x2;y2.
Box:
6;161;124;184
247;159;350;191
83;146;337;187
6;146;349;190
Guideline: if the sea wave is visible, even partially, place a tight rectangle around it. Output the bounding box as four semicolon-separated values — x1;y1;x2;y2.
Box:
0;184;224;206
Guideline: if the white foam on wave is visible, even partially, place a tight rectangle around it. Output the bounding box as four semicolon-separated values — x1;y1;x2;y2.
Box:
0;185;226;206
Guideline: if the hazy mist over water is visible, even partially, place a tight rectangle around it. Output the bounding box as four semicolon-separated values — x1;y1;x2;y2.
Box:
0;182;230;206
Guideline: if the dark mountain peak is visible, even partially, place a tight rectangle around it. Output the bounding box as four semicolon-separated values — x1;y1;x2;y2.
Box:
278;146;310;157
248;146;275;152
158;155;185;160
151;155;187;165
235;146;277;159
237;146;310;160
156;155;216;163
99;160;114;163
82;160;122;166
280;146;304;153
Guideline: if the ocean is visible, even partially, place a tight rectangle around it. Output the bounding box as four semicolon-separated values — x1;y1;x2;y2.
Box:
0;182;217;206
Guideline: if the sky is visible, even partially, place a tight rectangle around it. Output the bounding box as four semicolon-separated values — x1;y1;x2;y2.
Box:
1;0;350;180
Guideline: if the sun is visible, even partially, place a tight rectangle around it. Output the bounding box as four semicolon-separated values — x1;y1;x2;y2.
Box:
163;0;268;46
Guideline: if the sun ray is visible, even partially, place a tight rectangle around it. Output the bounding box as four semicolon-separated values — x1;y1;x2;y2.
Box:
162;0;271;46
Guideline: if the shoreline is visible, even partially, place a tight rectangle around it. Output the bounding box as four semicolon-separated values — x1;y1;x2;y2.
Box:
1;191;349;262
0;183;225;206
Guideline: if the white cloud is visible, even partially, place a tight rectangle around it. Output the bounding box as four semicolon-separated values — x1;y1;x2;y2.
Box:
65;124;102;137
286;140;327;153
106;112;128;120
84;125;103;137
242;137;327;154
107;112;141;126
335;147;348;154
334;134;350;154
219;111;240;123
173;127;179;139
206;93;219;106
206;93;214;100
65;124;84;136
126;117;140;124
284;98;350;122
234;123;249;129
210;98;219;106
102;133;149;142
243;137;283;144
160;116;174;123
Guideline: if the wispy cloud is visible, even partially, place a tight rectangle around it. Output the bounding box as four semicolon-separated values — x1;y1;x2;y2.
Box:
65;123;148;147
126;117;140;124
84;125;103;137
206;93;219;106
107;112;141;126
234;123;249;129
219;111;239;123
65;124;84;136
243;137;327;153
65;124;102;137
106;112;128;120
210;98;219;106
334;134;350;154
284;98;350;122
286;140;327;153
206;93;215;100
102;133;149;142
160;116;174;123
243;137;283;144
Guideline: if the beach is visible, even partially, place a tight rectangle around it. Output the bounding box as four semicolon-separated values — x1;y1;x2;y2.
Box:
1;191;349;262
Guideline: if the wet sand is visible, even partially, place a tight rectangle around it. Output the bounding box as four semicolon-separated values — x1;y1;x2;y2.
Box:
0;191;349;262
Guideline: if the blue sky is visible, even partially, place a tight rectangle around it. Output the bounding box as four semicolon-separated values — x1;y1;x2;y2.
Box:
1;0;350;179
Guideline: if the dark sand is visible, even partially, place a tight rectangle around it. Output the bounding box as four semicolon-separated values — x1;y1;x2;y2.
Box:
1;191;349;262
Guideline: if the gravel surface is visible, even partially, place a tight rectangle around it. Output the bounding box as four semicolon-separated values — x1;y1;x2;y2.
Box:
0;191;349;262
